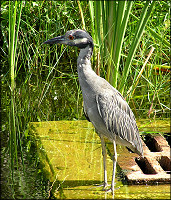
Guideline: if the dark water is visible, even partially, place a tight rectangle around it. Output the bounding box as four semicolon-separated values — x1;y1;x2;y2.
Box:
1;132;50;199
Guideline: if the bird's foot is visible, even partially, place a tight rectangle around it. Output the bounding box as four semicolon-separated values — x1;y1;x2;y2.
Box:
94;182;109;189
103;184;117;194
103;182;110;190
104;187;113;193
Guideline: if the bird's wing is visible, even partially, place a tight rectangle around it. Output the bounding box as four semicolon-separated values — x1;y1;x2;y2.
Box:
83;104;91;122
96;92;142;153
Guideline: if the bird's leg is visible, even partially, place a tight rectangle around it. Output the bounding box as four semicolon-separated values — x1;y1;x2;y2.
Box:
110;140;117;196
100;136;108;189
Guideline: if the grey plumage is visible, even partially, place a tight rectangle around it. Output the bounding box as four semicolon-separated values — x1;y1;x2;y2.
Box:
44;29;143;195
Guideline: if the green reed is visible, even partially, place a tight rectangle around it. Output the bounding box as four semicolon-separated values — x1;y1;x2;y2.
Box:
8;1;23;182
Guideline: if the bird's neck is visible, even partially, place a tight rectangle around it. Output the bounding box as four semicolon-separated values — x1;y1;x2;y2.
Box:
77;45;93;67
77;45;97;88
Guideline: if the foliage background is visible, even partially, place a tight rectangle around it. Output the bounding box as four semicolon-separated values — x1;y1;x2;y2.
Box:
1;1;170;199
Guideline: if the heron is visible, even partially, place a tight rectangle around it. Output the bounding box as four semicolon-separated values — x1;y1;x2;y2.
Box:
44;29;143;195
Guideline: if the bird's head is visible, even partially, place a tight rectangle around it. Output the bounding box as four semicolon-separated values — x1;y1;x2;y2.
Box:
44;29;94;49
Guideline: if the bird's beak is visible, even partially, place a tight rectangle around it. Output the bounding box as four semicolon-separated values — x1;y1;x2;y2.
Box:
43;35;65;44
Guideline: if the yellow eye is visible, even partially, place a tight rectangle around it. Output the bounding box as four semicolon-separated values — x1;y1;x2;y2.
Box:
69;35;74;40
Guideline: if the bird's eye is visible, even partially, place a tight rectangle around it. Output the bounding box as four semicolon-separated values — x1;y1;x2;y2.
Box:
69;35;74;40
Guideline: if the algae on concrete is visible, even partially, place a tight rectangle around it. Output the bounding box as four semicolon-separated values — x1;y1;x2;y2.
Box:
29;119;170;199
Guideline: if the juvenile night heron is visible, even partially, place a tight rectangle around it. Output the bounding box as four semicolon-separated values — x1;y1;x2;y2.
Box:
44;29;143;194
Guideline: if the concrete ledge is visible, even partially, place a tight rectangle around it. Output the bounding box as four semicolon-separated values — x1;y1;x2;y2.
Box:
117;135;170;184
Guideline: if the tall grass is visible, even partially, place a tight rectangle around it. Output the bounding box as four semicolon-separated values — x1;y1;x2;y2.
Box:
8;0;23;182
1;1;170;198
88;1;156;93
3;1;169;123
86;1;170;117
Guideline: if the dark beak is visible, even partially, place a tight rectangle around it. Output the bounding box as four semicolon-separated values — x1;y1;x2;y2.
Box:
43;35;65;44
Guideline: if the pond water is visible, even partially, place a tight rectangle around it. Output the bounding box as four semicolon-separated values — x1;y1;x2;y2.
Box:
29;120;170;199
